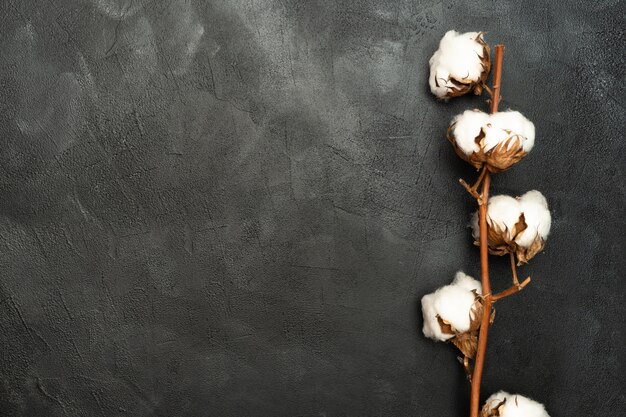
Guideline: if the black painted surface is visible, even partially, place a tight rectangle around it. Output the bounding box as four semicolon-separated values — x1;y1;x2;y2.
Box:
1;1;624;416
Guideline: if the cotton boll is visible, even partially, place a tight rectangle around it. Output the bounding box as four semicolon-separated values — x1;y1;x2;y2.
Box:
421;271;481;342
429;30;490;99
451;110;490;155
482;391;550;417
470;191;550;264
515;190;551;248
447;110;535;172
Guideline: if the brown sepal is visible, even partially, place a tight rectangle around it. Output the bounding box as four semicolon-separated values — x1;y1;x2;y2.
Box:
451;331;479;359
516;236;546;265
512;213;528;236
486;136;528;173
436;315;455;335
481;398;507;417
468;291;484;332
475;33;491;94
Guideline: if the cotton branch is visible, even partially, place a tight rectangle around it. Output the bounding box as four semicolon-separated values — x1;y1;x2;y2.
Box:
427;33;552;417
469;44;504;417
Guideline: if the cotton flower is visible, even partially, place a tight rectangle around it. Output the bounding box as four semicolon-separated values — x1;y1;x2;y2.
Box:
448;109;535;172
421;271;483;358
429;30;490;99
471;190;551;264
481;391;550;417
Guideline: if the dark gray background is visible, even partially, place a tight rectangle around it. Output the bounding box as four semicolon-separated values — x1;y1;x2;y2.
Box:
1;0;624;416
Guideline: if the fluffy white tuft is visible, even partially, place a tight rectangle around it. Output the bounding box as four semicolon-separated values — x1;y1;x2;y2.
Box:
480;195;523;240
451;110;490;155
421;271;481;342
487;195;523;232
451;110;535;156
429;31;486;99
483;110;536;153
471;191;551;249
515;190;552;247
483;391;550;417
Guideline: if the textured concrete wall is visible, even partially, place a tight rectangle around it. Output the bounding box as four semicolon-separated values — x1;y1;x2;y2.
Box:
0;0;624;415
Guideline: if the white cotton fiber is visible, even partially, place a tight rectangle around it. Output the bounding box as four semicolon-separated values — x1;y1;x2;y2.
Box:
471;191;551;249
483;391;550;417
483;111;536;153
470;195;522;241
486;195;523;233
429;31;488;99
421;271;481;342
451;110;490;155
515;190;552;248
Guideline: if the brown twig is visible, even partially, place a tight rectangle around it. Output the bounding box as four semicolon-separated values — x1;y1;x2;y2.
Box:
493;253;531;301
510;252;520;286
492;276;531;302
469;44;504;417
459;166;488;202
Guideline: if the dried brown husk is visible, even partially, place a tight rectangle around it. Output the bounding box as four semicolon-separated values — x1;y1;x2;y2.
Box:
437;292;485;359
481;398;507;417
437;33;491;99
516;235;546;264
447;123;528;173
473;212;546;264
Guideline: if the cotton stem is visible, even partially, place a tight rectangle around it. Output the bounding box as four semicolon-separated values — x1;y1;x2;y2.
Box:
469;44;504;417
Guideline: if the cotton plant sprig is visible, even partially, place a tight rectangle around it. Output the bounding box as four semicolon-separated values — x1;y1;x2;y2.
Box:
421;31;552;417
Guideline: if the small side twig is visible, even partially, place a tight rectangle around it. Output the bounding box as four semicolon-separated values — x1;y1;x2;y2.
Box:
459;166;488;202
492;253;531;301
493;277;531;301
510;252;521;286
